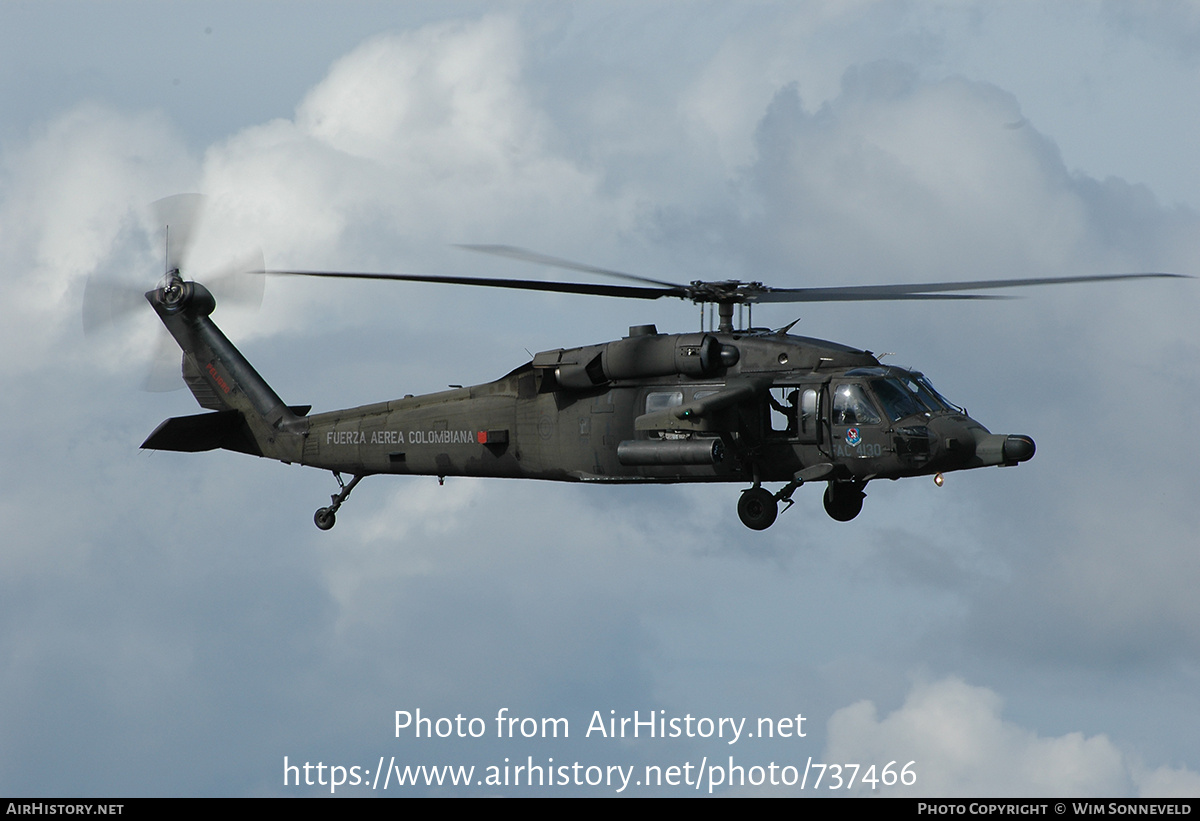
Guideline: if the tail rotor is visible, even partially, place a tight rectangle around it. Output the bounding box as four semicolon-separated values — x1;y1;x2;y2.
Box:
82;193;264;390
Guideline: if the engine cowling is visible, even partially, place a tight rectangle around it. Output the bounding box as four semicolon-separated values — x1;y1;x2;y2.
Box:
543;330;739;390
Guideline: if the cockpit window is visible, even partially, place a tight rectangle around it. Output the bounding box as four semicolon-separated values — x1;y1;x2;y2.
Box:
645;391;684;414
899;374;944;412
833;384;882;425
870;378;927;422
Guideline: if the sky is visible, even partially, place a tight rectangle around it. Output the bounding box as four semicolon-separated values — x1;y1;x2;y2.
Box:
2;0;1199;797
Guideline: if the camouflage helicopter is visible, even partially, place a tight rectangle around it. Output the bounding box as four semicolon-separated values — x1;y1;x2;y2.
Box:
90;196;1185;531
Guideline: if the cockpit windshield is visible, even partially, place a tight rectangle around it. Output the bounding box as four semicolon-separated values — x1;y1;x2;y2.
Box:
840;367;963;420
909;372;960;412
869;378;927;421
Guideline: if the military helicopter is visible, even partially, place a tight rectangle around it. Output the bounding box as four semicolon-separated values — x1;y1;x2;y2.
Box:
91;196;1186;531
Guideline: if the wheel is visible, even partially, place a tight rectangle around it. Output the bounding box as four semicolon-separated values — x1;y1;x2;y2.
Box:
823;483;864;522
737;487;778;530
314;507;336;530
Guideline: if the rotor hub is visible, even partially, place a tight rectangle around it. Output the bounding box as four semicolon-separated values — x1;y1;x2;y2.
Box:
160;270;187;307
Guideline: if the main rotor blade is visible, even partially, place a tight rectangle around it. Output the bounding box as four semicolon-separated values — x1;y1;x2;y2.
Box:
206;247;266;311
263;266;1190;309
261;269;686;301
457;245;1188;303
750;272;1190;303
457;244;687;289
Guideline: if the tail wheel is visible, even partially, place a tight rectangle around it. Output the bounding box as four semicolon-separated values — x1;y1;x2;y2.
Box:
823;482;865;522
313;473;364;531
314;508;336;530
737;487;778;530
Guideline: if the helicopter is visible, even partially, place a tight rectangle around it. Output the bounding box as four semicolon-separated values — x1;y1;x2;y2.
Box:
96;196;1187;531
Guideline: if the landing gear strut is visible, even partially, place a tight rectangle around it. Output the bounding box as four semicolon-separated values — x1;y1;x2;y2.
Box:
735;471;864;530
737;461;820;530
314;472;363;530
823;481;865;522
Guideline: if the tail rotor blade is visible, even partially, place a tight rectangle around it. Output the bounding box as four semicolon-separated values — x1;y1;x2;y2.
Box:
83;193;264;393
150;193;206;273
143;327;185;392
82;276;147;336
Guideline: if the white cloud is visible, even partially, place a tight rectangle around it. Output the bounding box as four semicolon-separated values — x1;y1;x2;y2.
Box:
202;17;601;262
823;677;1197;796
298;19;536;173
0;104;197;375
1133;763;1200;799
733;65;1096;283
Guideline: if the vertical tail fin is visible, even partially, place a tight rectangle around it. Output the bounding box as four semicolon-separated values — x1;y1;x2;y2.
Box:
140;278;306;462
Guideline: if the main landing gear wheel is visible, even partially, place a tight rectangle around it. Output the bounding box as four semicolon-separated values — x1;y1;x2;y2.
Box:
738;487;778;530
823;482;865;522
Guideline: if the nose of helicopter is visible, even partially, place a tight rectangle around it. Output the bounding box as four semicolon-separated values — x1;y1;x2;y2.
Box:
926;417;1036;468
971;430;1036;466
1001;434;1036;463
926;416;976;462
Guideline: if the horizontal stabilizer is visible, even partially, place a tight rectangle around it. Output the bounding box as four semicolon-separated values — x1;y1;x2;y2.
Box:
142;410;263;456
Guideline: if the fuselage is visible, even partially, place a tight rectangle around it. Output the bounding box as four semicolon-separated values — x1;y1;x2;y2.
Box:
294;326;1033;485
